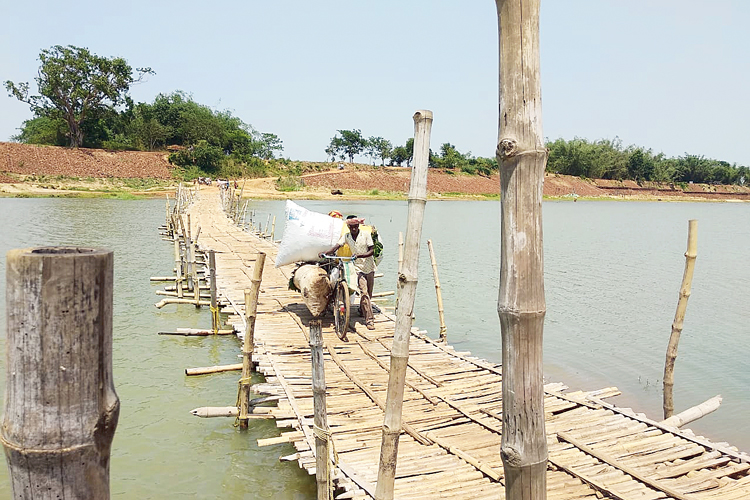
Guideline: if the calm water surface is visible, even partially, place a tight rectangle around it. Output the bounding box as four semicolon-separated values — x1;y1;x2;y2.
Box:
0;197;748;497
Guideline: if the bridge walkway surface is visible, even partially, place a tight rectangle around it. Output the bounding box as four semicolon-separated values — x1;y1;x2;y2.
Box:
185;189;750;500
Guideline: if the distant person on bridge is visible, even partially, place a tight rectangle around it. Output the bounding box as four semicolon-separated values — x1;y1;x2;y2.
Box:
321;215;377;330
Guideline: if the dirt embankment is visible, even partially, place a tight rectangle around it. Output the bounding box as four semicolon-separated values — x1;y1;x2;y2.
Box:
2;142;749;201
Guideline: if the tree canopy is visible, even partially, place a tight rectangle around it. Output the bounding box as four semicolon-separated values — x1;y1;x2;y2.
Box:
5;45;153;148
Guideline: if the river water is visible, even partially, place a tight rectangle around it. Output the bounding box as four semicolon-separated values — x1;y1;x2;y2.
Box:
0;197;748;497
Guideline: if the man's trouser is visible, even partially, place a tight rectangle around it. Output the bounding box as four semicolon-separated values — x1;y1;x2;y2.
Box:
357;271;375;325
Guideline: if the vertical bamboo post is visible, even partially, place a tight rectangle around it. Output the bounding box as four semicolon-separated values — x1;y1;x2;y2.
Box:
663;219;698;419
3;247;119;499
309;320;331;500
496;1;548;498
427;240;447;342
264;214;271;237
174;236;184;298
209;250;219;333
375;110;432;500
238;252;266;429
270;216;276;241
192;240;200;307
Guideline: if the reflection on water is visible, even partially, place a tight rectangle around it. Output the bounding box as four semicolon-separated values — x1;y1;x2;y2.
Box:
0;197;748;498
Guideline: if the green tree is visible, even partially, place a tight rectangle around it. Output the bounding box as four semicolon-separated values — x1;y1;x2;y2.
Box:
627;148;655;182
367;136;392;166
389;145;409;166
11;115;67;146
327;129;366;162
5;45;153;148
405;138;414;167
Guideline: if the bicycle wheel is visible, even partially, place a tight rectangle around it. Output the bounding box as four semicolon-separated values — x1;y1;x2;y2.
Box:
333;280;350;341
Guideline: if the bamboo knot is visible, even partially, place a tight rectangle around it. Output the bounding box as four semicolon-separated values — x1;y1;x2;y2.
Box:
497;139;548;160
500;445;523;467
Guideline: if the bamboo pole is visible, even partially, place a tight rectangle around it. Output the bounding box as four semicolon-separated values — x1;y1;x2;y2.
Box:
186;363;243;376
174;234;184;298
270;216;276;240
661;394;721;428
309;320;332;500
496;1;548;498
239;252;266;429
375;110;432;500
427;239;447;341
663;219;698;419
209;250;219;333
3;247;119;499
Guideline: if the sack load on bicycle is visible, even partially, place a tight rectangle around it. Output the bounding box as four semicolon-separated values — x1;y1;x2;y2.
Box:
278;202;383;339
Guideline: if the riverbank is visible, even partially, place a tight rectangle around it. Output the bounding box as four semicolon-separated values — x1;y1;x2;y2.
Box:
2;142;749;201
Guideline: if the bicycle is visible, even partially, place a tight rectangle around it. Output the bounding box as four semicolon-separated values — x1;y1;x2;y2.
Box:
320;254;355;341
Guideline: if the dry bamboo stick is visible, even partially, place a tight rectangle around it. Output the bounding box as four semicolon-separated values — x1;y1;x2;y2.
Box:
186;363;243;376
154;298;211;308
426;239;447;342
239;252;266;429
661;395;721;428
664;219;698;419
376;110;432;500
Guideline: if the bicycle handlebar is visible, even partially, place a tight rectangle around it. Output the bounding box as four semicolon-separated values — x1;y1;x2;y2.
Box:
320;254;355;261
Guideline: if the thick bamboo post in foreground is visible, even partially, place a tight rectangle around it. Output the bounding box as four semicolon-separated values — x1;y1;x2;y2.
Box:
663;219;698;419
375;110;432;500
239;252;266;429
3;247;119;499
427;239;447;341
495;1;548;498
209;250;219;333
309;320;332;500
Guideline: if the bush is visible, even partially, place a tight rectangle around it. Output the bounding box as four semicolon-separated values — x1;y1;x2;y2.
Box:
275;176;304;191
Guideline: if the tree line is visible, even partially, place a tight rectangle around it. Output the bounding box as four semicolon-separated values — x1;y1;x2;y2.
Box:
5;45;283;177
546;137;748;186
327;129;748;186
326;129;498;176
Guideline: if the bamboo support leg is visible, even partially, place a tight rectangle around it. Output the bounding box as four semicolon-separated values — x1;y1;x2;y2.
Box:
239;252;266;429
209;250;219;333
310;320;332;500
427;239;447;341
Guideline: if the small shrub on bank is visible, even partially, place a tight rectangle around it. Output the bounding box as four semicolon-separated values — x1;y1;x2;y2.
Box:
275;176;304;191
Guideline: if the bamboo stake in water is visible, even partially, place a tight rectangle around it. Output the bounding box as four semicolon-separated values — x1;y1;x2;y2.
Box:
376;110;432;500
427;239;447;342
496;1;548;498
309;320;331;500
239;252;266;429
663;219;698;419
270;216;276;240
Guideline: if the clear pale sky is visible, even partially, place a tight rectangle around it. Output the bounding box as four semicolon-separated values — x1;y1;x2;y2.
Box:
2;1;748;165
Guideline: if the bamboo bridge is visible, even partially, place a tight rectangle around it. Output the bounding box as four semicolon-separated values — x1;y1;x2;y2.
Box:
161;187;750;500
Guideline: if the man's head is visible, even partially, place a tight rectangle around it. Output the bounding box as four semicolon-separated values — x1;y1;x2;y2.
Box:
346;215;363;233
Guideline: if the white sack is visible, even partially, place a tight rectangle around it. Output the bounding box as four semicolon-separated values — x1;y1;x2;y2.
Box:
276;201;344;267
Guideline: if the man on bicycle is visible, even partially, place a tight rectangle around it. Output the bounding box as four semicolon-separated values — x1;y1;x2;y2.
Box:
320;215;377;330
